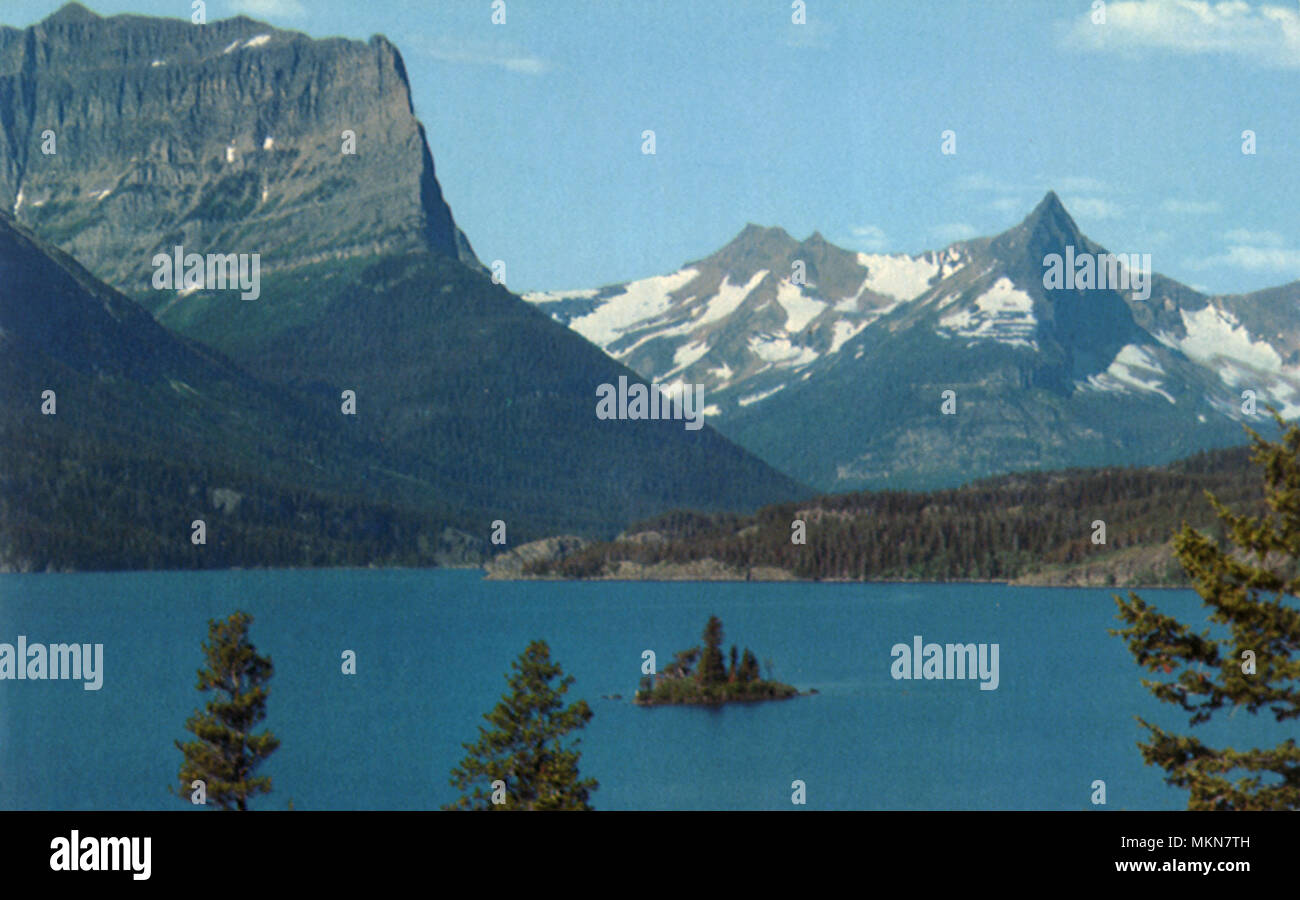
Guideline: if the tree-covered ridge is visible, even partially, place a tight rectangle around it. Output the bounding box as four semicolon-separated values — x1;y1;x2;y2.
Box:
526;443;1268;585
0;420;480;571
635;615;799;706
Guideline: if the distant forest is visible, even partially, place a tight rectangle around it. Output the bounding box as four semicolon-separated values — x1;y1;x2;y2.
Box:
0;422;479;572
525;444;1270;585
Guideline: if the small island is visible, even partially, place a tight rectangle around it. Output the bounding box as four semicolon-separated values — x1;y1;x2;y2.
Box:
634;615;803;706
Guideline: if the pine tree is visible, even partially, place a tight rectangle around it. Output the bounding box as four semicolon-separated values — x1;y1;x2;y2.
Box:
1113;413;1300;809
698;615;727;685
174;611;280;810
739;648;760;683
446;640;597;810
729;645;739;682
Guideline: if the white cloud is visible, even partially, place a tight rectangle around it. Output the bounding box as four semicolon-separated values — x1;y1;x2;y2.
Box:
1206;246;1300;271
414;37;550;74
1063;0;1300;68
1162;198;1221;214
229;0;306;17
1063;196;1125;219
1223;227;1285;246
932;223;978;242
1197;229;1300;272
848;224;889;252
964;176;1120;222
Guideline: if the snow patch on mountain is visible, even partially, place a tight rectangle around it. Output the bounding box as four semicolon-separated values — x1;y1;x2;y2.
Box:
775;279;827;333
525;288;600;303
1080;344;1175;404
829;319;869;354
558;268;698;345
936;277;1037;348
698;270;767;326
855;253;939;302
1158;305;1282;372
707;362;734;384
748;334;819;367
938;247;966;278
666;339;710;376
739;383;787;407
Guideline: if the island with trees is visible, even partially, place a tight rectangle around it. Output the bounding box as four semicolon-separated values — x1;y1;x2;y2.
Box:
635;615;804;706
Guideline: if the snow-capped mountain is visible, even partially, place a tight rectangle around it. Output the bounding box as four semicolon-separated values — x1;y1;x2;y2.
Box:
528;193;1300;491
526;224;967;416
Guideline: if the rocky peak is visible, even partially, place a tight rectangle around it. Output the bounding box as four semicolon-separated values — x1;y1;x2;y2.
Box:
0;6;479;297
697;223;800;280
990;191;1089;263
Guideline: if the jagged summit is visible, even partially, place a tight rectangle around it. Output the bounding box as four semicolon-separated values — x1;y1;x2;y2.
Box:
731;222;797;245
684;223;798;284
531;193;1300;494
991;190;1089;262
1023;191;1078;233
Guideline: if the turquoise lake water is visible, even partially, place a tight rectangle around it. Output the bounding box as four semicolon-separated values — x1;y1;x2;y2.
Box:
0;569;1287;810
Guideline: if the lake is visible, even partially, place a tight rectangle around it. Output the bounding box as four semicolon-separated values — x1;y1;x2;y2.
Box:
0;569;1286;810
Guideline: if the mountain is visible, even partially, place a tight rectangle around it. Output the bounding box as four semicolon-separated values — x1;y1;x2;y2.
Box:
526;223;963;417
0;4;807;549
0;2;478;296
0;210;481;571
529;192;1300;491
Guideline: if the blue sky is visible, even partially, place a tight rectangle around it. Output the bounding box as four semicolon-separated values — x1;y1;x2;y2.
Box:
6;0;1299;294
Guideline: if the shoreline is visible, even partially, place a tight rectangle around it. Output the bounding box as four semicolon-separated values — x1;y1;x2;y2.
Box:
486;571;1192;591
0;564;1193;591
633;688;812;708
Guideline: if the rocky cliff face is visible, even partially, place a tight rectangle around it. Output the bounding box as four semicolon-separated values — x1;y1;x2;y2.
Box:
0;2;478;296
0;3;810;552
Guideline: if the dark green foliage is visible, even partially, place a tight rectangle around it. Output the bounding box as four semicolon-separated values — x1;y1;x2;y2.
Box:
698;615;727;685
529;445;1264;584
174;612;280;810
661;647;699;681
0;417;476;571
153;249;808;541
446;640;597;810
0;214;483;571
0;206;802;573
635;618;797;706
1113;413;1300;810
